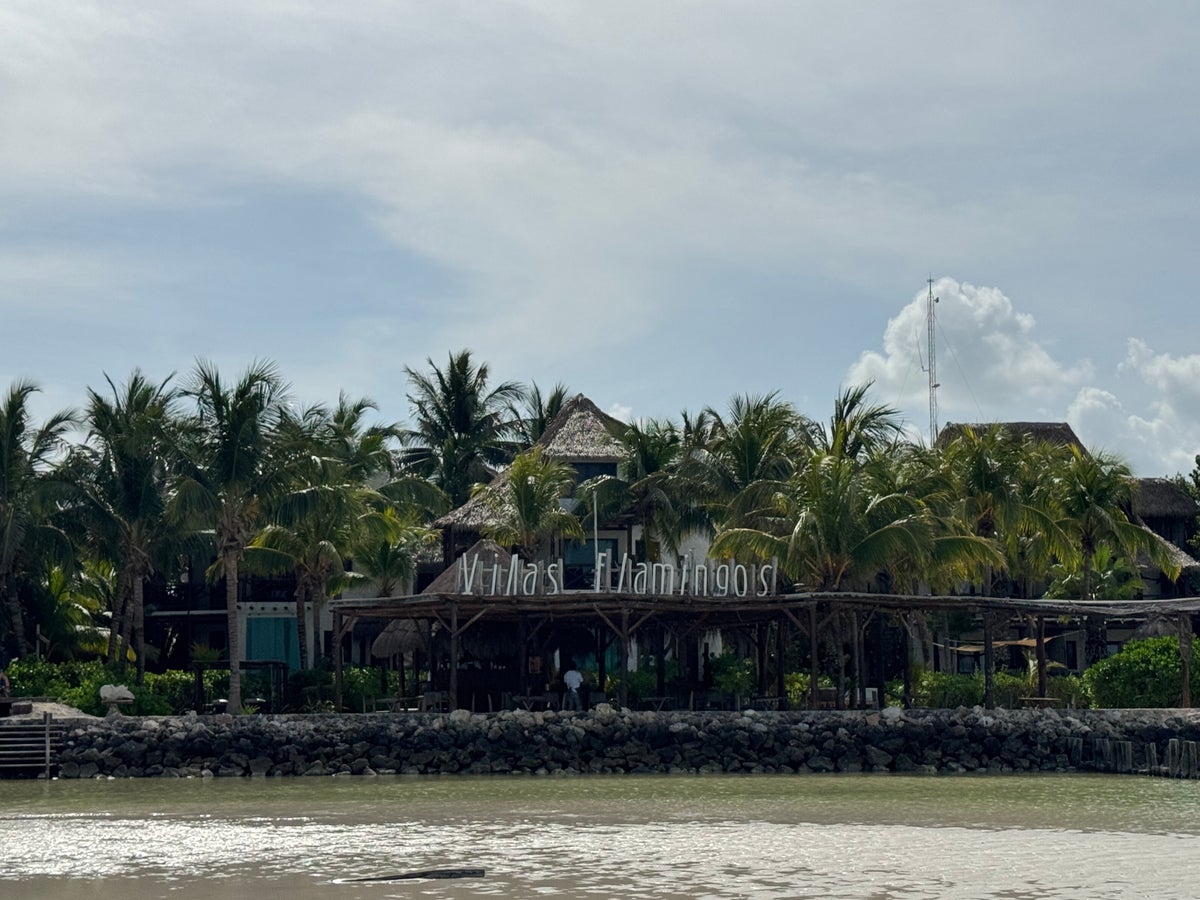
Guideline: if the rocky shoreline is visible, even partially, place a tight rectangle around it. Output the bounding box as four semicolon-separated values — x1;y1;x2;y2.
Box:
51;705;1200;779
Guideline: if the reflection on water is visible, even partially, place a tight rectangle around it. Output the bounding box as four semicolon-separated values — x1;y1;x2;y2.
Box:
2;774;1198;899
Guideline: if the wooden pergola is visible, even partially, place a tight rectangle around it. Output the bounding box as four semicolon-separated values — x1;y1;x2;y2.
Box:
329;590;1200;712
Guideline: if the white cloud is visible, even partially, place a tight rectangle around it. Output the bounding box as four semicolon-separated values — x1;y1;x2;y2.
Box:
3;1;1200;480
847;278;1092;430
1121;339;1200;411
1110;340;1200;474
607;402;632;424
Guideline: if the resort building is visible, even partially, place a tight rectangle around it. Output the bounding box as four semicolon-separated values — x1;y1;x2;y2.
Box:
139;404;1200;712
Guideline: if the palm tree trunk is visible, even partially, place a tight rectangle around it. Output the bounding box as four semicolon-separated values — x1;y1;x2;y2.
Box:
4;577;30;657
116;571;134;674
293;581;309;670
107;572;128;665
224;551;242;713
310;582;325;667
1082;551;1107;667
133;576;146;685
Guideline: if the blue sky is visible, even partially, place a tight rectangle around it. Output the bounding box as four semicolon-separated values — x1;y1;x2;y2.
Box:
3;2;1200;476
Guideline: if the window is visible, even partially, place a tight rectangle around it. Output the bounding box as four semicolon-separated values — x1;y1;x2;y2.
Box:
572;462;618;484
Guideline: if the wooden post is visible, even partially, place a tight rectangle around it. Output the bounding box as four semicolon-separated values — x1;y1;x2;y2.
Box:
850;612;863;708
902;614;913;709
809;605;820;709
1181;613;1193;709
619;607;630;708
776;617;787;708
449;601;459;711
835;612;846;710
982;612;995;710
43;711;51;779
333;609;343;711
1036;616;1048;698
656;625;666;695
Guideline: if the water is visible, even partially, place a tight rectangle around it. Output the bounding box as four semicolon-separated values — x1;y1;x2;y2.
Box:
2;774;1198;899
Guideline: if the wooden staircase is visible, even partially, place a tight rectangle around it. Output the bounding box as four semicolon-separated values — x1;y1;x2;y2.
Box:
0;713;67;778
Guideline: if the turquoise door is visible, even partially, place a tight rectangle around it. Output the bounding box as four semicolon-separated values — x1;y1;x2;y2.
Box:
246;617;300;670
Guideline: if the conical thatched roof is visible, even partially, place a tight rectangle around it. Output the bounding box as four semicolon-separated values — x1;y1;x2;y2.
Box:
537;394;626;462
421;539;511;593
433;394;626;529
1132;477;1199;519
371;618;429;657
937;421;1086;451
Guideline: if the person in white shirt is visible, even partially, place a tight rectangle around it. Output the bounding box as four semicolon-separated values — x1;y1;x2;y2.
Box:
563;661;583;711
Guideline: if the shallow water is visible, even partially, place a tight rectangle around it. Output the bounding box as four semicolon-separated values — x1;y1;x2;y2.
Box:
2;774;1197;899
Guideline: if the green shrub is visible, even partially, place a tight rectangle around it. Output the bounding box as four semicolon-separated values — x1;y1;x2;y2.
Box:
1084;636;1200;708
1045;674;1091;709
783;671;834;707
709;653;754;696
604;668;656;705
912;670;984;708
6;657;75;698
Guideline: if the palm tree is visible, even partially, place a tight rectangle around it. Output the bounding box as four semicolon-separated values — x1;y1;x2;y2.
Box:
76;370;180;681
0;381;76;658
352;507;439;597
400;350;524;505
481;446;585;561
940;425;1073;597
715;449;997;593
25;562;108;662
172;361;288;712
253;396;445;669
687;393;807;531
509;382;571;448
818;383;903;461
324;393;402;481
577;417;689;563
1051;446;1180;665
249;472;367;671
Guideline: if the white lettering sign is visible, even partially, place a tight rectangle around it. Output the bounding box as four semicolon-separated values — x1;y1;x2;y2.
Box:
452;552;777;598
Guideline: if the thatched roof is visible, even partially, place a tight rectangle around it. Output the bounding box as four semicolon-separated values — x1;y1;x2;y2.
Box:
433;394;626;529
371;618;429;657
431;472;510;529
1132;478;1199;519
1140;526;1200;575
937;421;1086;451
537;394;626;462
421;539;511;593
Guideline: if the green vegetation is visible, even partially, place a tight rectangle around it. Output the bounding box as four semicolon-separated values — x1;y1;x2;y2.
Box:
5;657;399;716
1084;636;1200;708
0;354;1194;712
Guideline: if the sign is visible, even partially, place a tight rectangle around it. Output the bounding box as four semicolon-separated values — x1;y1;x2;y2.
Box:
455;551;778;598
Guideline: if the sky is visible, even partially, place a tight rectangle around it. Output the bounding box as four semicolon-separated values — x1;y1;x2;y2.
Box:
3;2;1200;477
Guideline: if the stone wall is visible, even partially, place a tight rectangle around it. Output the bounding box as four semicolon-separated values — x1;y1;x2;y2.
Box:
53;705;1200;779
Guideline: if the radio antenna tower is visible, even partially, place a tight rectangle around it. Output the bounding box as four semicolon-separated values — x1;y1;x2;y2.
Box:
926;276;940;445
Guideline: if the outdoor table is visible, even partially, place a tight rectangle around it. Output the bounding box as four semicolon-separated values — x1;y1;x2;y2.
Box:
642;696;673;711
